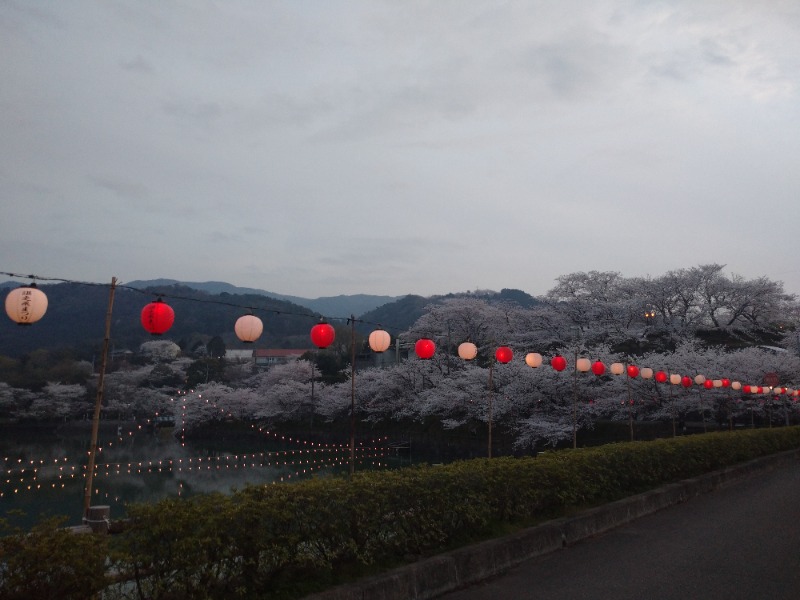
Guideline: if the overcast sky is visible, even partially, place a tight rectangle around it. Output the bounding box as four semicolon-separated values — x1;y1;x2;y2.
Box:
2;1;799;299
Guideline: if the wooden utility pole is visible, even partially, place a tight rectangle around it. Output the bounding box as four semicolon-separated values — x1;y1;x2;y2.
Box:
83;277;116;520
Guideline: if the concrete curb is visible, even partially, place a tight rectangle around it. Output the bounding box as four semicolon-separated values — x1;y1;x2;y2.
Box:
304;449;800;600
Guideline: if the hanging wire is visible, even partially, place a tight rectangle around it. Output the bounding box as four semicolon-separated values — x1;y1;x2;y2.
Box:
0;270;408;335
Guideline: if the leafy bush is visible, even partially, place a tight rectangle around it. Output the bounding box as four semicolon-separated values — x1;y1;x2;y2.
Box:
0;516;108;600
4;427;800;599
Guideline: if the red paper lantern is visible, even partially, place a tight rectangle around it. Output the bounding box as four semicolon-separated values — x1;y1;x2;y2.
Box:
415;338;436;359
551;355;567;372
655;371;667;383
743;385;751;394
141;298;175;335
703;380;713;389
681;376;692;388
721;378;730;388
626;365;639;378
591;360;606;376
310;321;336;349
495;346;513;364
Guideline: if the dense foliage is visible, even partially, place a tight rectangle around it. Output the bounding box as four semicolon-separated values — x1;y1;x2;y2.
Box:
1;265;799;451
2;428;799;599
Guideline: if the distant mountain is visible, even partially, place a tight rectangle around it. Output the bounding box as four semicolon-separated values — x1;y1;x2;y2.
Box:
125;279;400;318
0;281;327;359
0;281;540;358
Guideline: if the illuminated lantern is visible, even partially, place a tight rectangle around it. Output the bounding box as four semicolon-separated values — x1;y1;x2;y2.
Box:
591;360;606;376
670;374;681;385
627;365;640;378
310;321;336;349
234;314;263;343
655;371;668;383
703;380;713;389
5;284;48;325
458;342;478;360
141;298;174;335
743;385;751;394
610;362;625;376
640;367;653;380
712;379;722;388
368;329;391;353
721;378;730;388
694;374;706;385
495;346;513;364
756;386;764;394
681;376;692;388
731;381;741;391
525;352;543;368
415;338;436;360
551;355;567;372
576;358;591;372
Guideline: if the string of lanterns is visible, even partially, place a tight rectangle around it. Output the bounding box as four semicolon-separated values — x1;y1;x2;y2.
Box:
422;338;798;399
5;279;798;401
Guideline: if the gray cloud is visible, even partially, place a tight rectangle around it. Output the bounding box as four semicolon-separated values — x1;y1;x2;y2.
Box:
1;1;799;298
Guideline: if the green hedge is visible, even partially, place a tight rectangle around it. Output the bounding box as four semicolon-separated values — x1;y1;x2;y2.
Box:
3;427;800;599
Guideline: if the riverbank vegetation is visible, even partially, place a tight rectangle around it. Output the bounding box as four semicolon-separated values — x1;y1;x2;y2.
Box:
2;427;799;599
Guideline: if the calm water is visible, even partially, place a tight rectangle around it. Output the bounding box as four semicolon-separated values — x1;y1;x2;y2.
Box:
0;422;411;531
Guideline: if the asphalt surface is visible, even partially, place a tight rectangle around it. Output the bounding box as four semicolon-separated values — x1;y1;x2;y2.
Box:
438;460;800;600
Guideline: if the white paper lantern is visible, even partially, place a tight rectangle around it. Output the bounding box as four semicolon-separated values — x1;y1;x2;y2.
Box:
458;342;478;360
5;285;48;325
525;352;543;368
234;314;263;343
369;329;392;353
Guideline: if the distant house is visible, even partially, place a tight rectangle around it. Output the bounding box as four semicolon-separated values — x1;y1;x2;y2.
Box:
254;349;309;367
225;349;255;362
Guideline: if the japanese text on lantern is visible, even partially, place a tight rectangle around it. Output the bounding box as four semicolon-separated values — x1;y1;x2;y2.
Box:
19;290;34;322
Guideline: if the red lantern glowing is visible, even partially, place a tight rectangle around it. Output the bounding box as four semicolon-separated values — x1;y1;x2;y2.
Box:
591;360;606;376
626;365;639;378
551;355;567;372
141;298;174;335
495;346;513;364
721;378;730;388
655;371;668;383
703;380;713;389
743;385;751;394
415;338;436;359
681;376;692;388
310;321;336;349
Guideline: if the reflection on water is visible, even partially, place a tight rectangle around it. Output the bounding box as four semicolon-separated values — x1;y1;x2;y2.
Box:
0;423;406;530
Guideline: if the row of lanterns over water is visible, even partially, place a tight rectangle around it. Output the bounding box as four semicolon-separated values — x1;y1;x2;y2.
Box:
5;285;797;397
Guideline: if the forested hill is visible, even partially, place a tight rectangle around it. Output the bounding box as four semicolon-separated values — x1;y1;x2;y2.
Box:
357;289;541;335
0;282;323;359
1;282;542;359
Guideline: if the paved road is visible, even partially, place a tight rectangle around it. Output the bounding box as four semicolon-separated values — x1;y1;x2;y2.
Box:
439;461;800;600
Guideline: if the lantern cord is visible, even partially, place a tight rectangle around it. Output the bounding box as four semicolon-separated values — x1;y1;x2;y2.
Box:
0;270;407;334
